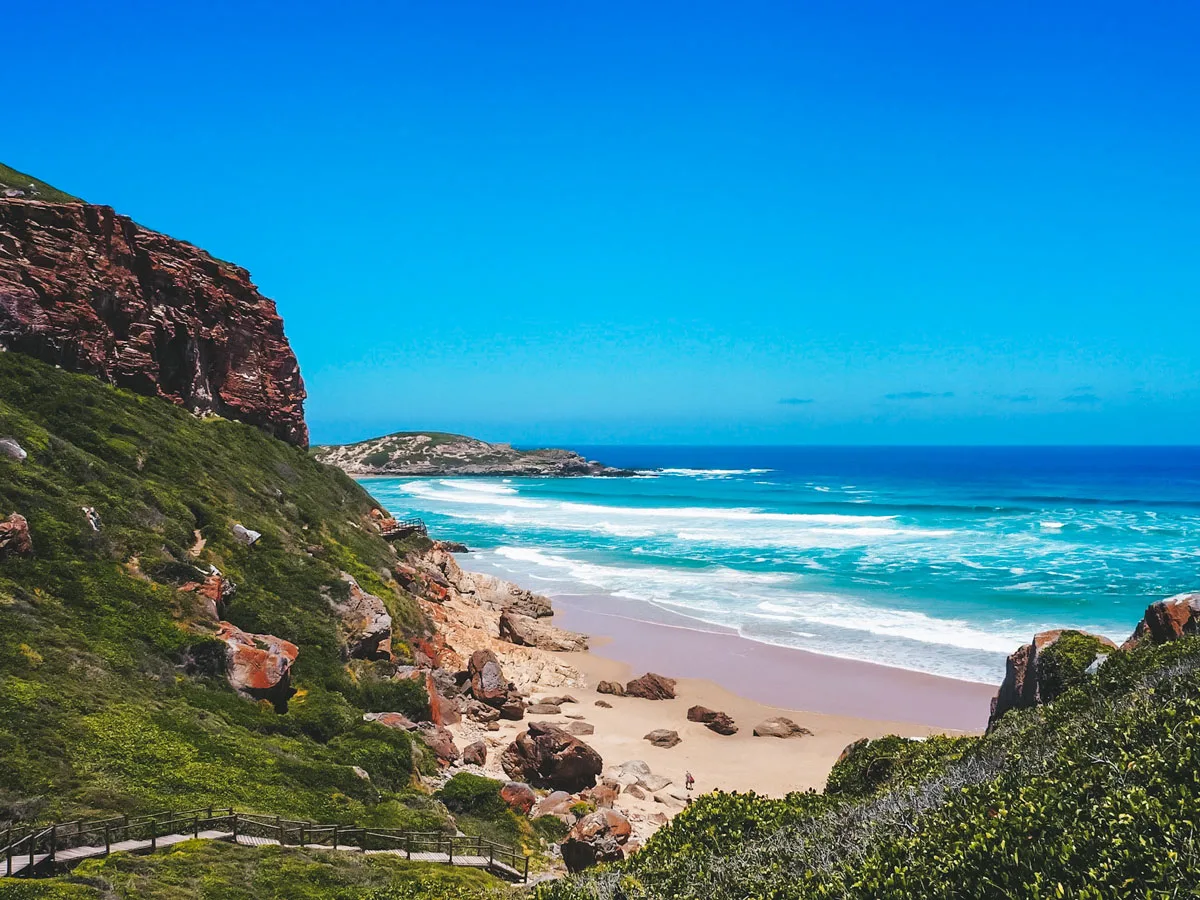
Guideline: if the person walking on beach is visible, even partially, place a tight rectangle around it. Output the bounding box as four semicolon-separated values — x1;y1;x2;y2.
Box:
685;771;695;793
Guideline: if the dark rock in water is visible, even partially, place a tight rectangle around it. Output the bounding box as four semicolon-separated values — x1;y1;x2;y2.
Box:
596;680;625;697
643;729;681;748
500;781;536;814
626;673;677;700
439;541;470;553
0;199;308;445
687;705;738;735
561;809;632;873
1123;593;1200;649
0;512;33;559
500;721;603;792
468;649;508;704
988;629;1118;729
0;437;26;461
752;716;811;739
462;740;487;766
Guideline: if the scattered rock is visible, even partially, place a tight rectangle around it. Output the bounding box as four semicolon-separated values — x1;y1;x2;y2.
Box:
540;695;578;705
617;760;652;778
644;729;681;748
639;774;672;792
0;513;33;559
687;705;738;735
363;712;417;731
468;649;509;704
594;700;612;708
462;740;487;766
499;697;526;720
417;723;460;765
752;716;812;739
1123;592;1200;649
0;438;27;462
485;721;500;731
463;698;502;723
561;809;633;872
500;721;604;792
596;680;625;696
179;567;236;620
624;784;646;800
988;629;1118;729
499;610;588;651
527;703;562;715
565;721;595;736
581;784;618;808
232;524;262;546
653;791;686;810
626;673;677;700
332;573;393;660
500;781;537;814
215;622;297;710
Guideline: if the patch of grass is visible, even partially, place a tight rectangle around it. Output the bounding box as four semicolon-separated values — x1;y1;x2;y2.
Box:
0;163;80;203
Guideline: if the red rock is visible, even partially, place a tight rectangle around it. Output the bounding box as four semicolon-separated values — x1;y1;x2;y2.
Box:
561;809;632;873
581;784;618;808
500;721;604;792
179;570;235;620
363;711;417;731
417;723;459;765
469;649;508;704
1123;593;1200;649
686;705;738;735
500;781;536;815
0;199;307;445
596;681;625;696
625;673;676;700
462;740;487;766
425;671;461;727
215;622;297;710
0;513;34;559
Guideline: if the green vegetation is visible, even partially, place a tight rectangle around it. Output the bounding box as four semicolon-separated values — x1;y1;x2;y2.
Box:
436;774;533;850
0;839;510;899
0;352;440;826
541;635;1200;899
0;163;80;203
1036;629;1111;704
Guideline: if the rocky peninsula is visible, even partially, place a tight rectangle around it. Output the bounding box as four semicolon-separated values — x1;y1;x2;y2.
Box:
314;431;634;477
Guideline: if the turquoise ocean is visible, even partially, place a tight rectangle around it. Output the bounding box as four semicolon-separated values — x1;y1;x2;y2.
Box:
364;446;1200;684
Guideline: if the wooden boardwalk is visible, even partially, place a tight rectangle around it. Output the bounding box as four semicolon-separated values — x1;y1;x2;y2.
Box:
3;810;527;882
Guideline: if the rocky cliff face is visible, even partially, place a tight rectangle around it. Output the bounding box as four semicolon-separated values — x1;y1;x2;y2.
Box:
315;431;632;476
0;198;308;445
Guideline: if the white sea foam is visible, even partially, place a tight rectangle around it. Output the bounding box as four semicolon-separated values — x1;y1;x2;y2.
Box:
437;479;518;495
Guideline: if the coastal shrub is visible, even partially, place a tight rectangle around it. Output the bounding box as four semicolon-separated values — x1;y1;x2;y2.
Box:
436;774;532;850
531;816;570;844
1036;629;1110;703
540;636;1200;900
356;673;431;720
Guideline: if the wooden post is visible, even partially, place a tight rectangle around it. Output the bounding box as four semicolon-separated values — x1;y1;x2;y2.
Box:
332;825;339;851
104;824;110;855
151;818;157;852
49;824;56;863
406;833;411;860
277;816;283;845
231;815;239;842
193;815;199;839
448;836;454;865
524;853;530;883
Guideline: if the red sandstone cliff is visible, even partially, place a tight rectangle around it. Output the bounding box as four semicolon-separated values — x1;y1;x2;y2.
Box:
0;198;307;445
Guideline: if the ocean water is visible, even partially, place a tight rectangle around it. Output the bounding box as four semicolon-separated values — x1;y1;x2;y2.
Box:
364;446;1200;684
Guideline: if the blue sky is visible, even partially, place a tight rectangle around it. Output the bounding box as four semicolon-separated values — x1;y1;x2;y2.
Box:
7;1;1199;445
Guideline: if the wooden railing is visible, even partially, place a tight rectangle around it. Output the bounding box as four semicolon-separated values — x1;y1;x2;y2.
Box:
380;517;428;539
1;808;529;882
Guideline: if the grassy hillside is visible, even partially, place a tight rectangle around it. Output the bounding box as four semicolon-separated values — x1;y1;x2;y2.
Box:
540;634;1200;899
0;351;448;829
0;163;79;203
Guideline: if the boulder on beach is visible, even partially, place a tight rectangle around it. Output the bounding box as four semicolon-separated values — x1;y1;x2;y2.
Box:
626;673;677;700
468;649;509;704
644;729;681;748
596;680;625;696
526;702;562;715
687;705;738;735
500;721;604;792
594;699;612;708
566;720;595;736
752;716;811;739
462;740;487;766
561;808;633;873
499;610;588;651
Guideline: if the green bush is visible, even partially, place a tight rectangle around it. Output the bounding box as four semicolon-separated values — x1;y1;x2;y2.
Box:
1036;629;1111;703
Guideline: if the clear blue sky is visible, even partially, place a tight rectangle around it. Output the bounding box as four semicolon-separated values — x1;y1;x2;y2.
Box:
7;1;1199;445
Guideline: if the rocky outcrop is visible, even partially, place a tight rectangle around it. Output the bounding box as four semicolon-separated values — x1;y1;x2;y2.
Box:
179;567;236;620
468;649;509;704
0;513;33;559
0;437;26;461
331;573;393;660
1122;593;1200;649
500;721;603;792
752;716;811;738
499;610;588;651
462;740;487;766
417;723;459;765
988;629;1117;729
0;199;308;445
232;524;262;546
215;622;298;711
500;781;536;814
561;809;633;873
687;705;738;735
643;729;681;748
626;673;677;700
313;431;631;477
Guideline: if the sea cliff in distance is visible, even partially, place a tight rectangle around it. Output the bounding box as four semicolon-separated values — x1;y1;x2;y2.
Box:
313;430;635;477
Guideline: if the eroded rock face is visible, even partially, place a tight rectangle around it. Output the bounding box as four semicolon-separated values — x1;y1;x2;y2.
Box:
499;610;588;651
626;673;676;700
180;568;236;620
561;809;632;873
332;573;393;660
0;199;308;445
643;729;681;748
988;629;1118;729
0;513;33;559
215;622;298;710
1123;593;1200;649
500;721;603;792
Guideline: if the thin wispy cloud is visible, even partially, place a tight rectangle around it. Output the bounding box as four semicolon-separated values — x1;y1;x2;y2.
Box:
779;397;815;405
1062;391;1101;405
994;393;1036;403
884;391;954;401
